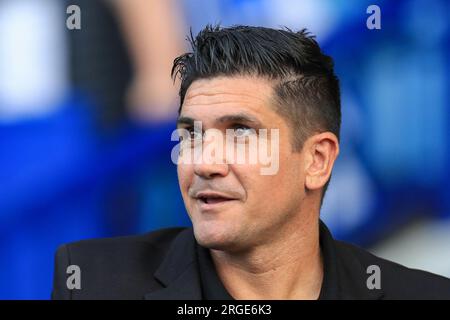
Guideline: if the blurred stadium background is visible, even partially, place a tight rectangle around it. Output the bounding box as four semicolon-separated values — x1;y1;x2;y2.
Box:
0;0;449;299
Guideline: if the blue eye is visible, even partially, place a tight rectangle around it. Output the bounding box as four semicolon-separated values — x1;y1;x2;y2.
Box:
233;125;255;137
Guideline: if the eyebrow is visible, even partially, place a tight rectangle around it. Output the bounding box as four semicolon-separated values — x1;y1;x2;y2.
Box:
177;112;263;128
176;116;195;128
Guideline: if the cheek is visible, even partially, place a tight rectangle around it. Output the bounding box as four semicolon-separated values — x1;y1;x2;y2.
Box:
177;164;193;196
255;153;304;203
279;153;305;201
233;164;278;206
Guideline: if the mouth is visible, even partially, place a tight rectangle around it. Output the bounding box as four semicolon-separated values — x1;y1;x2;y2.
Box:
198;196;232;204
195;192;239;210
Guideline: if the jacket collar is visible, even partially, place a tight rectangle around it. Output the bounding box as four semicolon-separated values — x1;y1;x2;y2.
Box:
143;228;202;300
144;221;384;300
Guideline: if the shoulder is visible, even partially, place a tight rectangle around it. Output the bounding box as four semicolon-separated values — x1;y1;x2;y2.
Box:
60;227;186;257
334;240;450;299
52;227;188;299
56;227;187;268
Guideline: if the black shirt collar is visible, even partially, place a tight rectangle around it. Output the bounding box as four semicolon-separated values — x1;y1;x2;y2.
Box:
317;220;340;299
196;243;234;300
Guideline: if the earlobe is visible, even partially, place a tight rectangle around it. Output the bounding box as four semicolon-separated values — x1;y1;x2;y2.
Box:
304;133;339;191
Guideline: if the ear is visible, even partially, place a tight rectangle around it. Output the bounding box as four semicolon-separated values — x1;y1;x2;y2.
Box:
303;132;340;192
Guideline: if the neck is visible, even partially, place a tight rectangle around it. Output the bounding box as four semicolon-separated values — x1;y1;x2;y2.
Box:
210;214;323;300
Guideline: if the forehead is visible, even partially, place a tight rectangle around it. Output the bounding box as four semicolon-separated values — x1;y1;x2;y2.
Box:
181;76;276;119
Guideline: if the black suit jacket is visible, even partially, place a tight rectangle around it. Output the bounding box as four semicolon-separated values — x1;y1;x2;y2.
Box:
52;221;450;299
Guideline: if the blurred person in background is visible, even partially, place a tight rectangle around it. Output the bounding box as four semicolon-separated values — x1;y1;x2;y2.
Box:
112;0;186;123
70;0;186;128
0;0;190;299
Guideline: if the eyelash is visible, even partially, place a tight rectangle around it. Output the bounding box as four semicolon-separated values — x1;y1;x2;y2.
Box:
230;124;251;131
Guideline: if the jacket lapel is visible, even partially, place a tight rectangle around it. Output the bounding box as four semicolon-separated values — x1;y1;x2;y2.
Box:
144;228;203;300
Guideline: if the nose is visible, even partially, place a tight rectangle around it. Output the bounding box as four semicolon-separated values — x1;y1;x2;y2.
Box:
193;130;230;179
194;161;229;179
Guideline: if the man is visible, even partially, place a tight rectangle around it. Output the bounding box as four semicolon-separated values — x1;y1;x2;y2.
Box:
52;25;450;300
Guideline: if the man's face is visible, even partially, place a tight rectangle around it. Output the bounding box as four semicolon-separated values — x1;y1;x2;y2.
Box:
177;76;307;252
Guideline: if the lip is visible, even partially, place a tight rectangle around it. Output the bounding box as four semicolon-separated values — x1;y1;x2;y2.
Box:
196;198;237;211
194;190;239;211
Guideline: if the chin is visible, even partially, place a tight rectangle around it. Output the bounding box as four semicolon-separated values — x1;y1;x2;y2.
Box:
193;220;239;250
